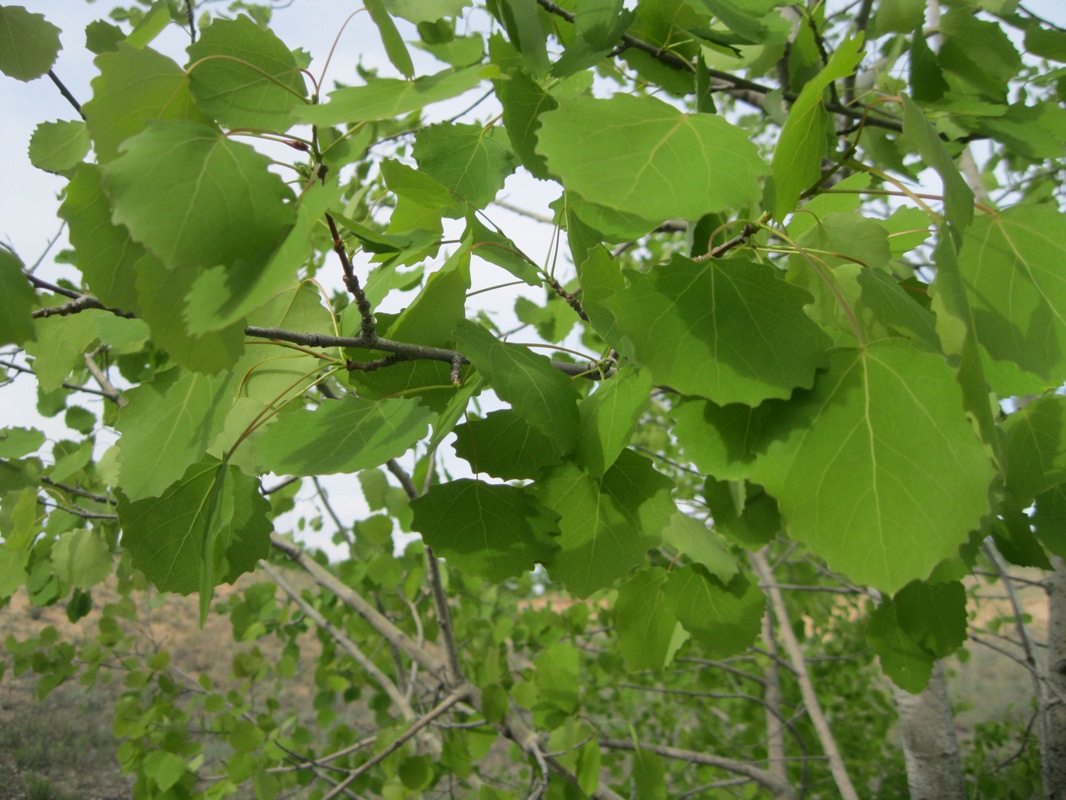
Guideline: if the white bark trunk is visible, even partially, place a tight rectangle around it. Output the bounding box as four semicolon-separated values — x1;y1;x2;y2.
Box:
1046;557;1066;800
892;662;965;800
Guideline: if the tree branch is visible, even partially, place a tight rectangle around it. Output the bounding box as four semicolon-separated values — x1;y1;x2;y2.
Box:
48;70;85;119
245;326;609;378
260;560;418;722
750;549;859;800
598;738;792;798
325;212;376;341
387;458;465;688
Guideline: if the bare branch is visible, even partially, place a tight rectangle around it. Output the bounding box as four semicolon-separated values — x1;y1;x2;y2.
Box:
750;549;859;800
261;561;418;721
599;738;792;798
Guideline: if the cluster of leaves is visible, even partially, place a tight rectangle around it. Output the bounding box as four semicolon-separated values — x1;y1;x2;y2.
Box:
1;0;1066;797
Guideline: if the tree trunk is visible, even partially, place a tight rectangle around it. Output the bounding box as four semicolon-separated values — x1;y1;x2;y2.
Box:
892;662;965;800
1046;557;1066;800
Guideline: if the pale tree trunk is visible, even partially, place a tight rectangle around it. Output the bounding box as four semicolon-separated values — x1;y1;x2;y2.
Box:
1046;557;1066;800
761;609;792;798
892;662;965;800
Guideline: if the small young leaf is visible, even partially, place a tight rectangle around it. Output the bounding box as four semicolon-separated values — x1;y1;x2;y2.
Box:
0;6;61;81
28;120;90;173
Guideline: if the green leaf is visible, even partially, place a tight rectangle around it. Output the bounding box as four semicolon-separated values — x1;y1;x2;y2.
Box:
456;321;580;452
52;529;112;589
385;0;471;23
867;597;935;693
662;567;765;657
58;163;143;312
257;396;434;476
938;9;1021;101
366;0;415;77
28;120;90;173
0;247;35;347
908;25;948;103
0;427;44;458
871;0;925;36
125;0;170;48
752;340;995;593
103;120;296;271
1034;485;1066;560
894;579;967;658
496;0;549;75
410;479;557;581
575;366;651;477
350;245;470;412
187;15;308;130
0;5;61;81
84;20;124;55
115;367;237;501
614;567;676;670
538;95;765;220
452;410;564;479
136;255;246;372
1002;395;1066;502
703;478;780;548
414;123;518;209
142;750;188;792
662;512;737;582
25;310;104;392
494;68;557;179
535;450;675;597
185;181;342;333
631;748;666;800
603;255;832;405
298;66;483;126
929;236;1001;453
83;43;212;162
769;35;864;219
0;546;29;599
672;398;766;480
901;97;974;241
958;206;1066;382
118;457;271;596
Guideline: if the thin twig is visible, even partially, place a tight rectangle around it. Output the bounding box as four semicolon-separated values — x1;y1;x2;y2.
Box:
41;477;116;505
48;70;85;119
321;690;467;800
261;561;418;721
751;550;859;800
598;739;791;798
385;458;464;687
83;353;125;407
325;212;376;340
